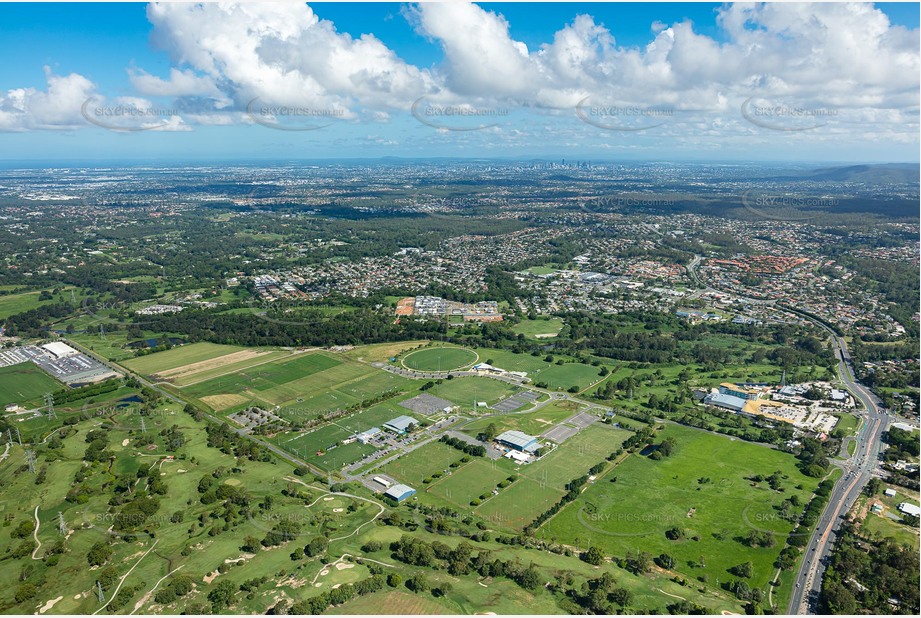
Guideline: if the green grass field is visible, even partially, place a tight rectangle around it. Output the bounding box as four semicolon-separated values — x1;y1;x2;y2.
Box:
536;363;603;390
461;401;582;437
377;441;463;486
475;478;564;530
122;342;246;375
426;377;518;408
402;346;478;371
271;402;416;470
540;424;820;595
427;459;512;506
0;362;63;407
523;424;630;490
512;318;565;339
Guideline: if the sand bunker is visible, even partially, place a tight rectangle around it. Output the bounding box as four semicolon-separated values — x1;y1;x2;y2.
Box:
122;439;130;447
335;562;355;570
323;497;334;501
332;508;344;513
38;596;63;614
203;570;220;585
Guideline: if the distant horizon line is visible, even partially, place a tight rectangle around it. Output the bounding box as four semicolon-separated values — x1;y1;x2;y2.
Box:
0;158;918;169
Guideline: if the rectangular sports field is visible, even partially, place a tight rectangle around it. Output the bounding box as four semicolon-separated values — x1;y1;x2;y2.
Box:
272;402;418;469
539;424;821;592
427;459;512;507
427;376;518;407
121;342;247;375
0;362;63;407
462;401;582;437
475;478;565;530
377;441;463;486
512;318;565;339
517;424;630;490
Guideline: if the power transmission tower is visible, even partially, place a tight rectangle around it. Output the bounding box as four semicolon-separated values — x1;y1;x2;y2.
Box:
6;429;12;446
98;325;106;340
15;427;21;445
140;418;146;434
25;450;35;473
44;392;56;420
96;581;105;603
57;512;67;535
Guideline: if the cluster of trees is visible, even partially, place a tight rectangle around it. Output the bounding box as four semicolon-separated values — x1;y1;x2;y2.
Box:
141;306;446;348
206;423;271;461
389;535;543;591
52;378;121;405
559;572;634;614
153;574;195;605
819;521;920;615
795;437;833;477
439;435;486;457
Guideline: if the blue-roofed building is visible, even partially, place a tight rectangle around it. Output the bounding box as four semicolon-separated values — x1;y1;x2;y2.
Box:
384;484;416;502
495;430;539;453
704;392;747;412
383;415;417;435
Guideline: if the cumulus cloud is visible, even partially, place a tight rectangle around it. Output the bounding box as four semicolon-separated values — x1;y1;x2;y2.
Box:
145;1;436;114
2;1;917;140
0;67;97;131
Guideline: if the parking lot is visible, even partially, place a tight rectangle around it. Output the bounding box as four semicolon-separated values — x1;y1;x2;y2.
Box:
491;390;539;413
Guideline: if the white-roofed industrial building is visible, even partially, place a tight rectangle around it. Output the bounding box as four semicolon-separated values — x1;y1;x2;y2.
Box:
384;484;416;502
495;430;539;453
41;341;79;358
383;415;417;435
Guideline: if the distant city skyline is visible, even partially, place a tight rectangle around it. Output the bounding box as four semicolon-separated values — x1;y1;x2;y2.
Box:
0;1;918;162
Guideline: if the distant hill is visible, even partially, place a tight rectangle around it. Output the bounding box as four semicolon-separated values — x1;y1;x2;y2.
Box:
797;163;919;184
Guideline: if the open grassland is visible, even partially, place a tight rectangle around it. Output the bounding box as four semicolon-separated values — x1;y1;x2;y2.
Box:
402;346;478;371
122;342;247;375
0;362;63;407
540;424;820;595
0;287;82;320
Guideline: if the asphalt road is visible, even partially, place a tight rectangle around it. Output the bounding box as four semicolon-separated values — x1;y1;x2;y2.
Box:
787;330;890;614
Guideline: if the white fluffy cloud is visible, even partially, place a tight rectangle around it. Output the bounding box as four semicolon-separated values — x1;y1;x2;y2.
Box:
0;67;97;131
145;1;435;114
1;1;917;141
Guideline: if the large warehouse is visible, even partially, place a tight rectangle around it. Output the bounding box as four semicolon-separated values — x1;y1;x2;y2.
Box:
495;430;539;453
384;484;417;502
383;415;417;435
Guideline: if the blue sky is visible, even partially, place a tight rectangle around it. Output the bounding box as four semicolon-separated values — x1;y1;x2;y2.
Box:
0;2;918;162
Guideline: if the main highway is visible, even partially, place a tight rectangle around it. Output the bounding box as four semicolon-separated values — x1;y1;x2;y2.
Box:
685;256;893;614
781;322;890;613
